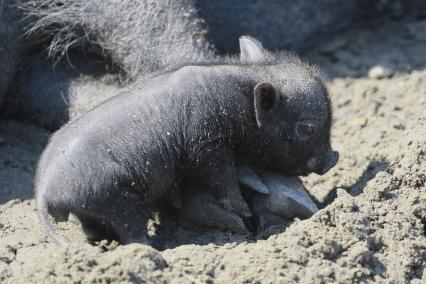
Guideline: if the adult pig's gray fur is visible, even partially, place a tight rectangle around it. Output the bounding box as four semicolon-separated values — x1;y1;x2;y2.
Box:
2;53;119;130
18;0;215;80
18;0;426;75
0;0;26;108
35;36;338;245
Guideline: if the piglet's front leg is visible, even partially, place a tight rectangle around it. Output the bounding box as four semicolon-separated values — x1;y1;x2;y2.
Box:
196;147;252;218
180;167;319;234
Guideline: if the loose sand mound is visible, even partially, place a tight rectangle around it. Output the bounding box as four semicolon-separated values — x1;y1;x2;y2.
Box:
0;21;425;283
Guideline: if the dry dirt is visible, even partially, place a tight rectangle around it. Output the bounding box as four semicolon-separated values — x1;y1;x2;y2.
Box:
1;20;426;283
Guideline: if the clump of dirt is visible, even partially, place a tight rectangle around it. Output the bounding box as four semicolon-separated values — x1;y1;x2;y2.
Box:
1;20;426;283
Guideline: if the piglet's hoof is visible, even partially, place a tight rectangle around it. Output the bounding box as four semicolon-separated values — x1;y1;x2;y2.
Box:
241;169;319;231
237;166;269;194
180;189;249;234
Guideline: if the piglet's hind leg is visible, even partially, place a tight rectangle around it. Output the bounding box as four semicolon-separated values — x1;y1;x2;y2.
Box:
73;190;148;244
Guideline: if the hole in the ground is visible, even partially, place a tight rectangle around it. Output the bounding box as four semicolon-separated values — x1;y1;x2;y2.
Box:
46;160;397;250
315;159;390;208
346;159;390;197
150;204;296;251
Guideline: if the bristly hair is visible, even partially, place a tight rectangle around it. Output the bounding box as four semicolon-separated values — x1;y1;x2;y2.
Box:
16;0;327;96
15;0;216;81
16;0;326;87
138;49;326;86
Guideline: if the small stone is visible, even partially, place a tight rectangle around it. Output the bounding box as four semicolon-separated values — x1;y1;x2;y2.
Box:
368;65;393;79
393;123;405;130
350;117;368;128
363;86;378;97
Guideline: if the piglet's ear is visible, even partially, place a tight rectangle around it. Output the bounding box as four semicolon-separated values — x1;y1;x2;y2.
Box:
239;36;267;63
254;82;276;127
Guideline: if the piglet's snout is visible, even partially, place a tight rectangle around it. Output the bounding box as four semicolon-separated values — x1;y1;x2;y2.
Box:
308;151;339;175
318;151;339;175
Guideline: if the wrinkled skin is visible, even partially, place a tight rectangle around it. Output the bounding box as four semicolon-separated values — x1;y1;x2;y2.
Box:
35;36;337;245
181;167;318;233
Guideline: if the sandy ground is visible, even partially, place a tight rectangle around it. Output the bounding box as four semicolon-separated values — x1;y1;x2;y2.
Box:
1;20;426;283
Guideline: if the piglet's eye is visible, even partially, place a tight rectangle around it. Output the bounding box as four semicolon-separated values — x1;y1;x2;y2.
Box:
296;124;315;138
